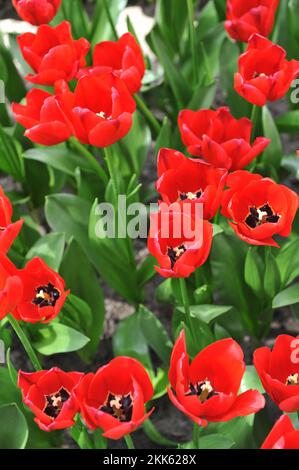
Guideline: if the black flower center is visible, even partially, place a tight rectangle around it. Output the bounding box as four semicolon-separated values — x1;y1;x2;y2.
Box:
179;190;202;201
286;373;299;386
44;387;70;418
32;282;60;308
167;245;186;268
100;393;133;422
245;204;280;229
186;379;218;403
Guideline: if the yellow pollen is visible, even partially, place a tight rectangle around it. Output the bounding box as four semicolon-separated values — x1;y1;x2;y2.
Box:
286;373;299;385
199;380;213;403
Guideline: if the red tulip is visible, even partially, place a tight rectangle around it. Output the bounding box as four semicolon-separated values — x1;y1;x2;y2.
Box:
74;357;154;440
156;149;227;220
18;21;90;86
18;368;83;432
83;33;145;94
12;0;61;25
0;186;23;254
261;415;299;449
0;254;69;323
254;335;299;413
147;204;213;278
13;72;136;147
225;0;279;43
234;34;299;106
221;171;299;247
168;331;265;426
12;87;73;146
178;107;269;170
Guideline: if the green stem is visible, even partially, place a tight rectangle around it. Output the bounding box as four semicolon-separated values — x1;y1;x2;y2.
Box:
7;315;42;371
250;104;260;142
103;146;118;199
187;0;199;85
134;94;161;137
200;42;213;85
103;0;118;40
179;278;195;340
124;434;135;449
69;138;108;185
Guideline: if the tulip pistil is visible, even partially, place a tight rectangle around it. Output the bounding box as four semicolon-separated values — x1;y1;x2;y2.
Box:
101;393;133;422
179;190;202;201
167;245;186;268
33;282;61;308
186;379;218;403
286;373;299;385
245;204;280;229
44;388;70;418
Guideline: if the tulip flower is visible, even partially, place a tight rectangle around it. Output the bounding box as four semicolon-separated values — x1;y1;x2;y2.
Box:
221;171;299;247
147;204;213;278
225;0;280;43
261;415;299;449
74;357;154;440
234;34;299;106
0;186;23;254
18;368;83;432
12;0;61;26
254;335;299;412
156;148;227;220
81;33;145;95
0;255;69;323
168;331;265;426
18;21;90;86
178;107;269;170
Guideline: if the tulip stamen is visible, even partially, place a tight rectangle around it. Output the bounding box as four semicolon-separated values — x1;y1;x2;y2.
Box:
32;282;61;308
96;111;111;120
286;373;299;385
245;203;280;229
44;388;70;419
179;190;203;201
100;393;133;422
167;245;186;268
186;379;218;403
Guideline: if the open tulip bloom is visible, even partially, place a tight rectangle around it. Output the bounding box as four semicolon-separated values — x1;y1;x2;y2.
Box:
168;331;265;426
3;0;299;454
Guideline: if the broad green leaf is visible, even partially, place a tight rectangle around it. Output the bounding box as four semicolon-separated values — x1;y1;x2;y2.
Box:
60;294;93;334
276;238;299;287
241;365;264;394
177;304;232;324
25;233;65;271
244;247;264;297
138;305;173;365
0;404;28;449
137;255;156;288
32;323;90;355
264;251;281;299
90;0;127;46
262;106;282;169
273;283;299;309
281;155;299;179
60;239;105;360
0;125;25;181
23;146;96;177
197;434;235;449
276;110;299;133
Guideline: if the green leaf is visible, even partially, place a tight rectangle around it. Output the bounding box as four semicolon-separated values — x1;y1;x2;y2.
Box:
0;403;28;449
273;283;299;309
276;110;299;133
138;305;173;365
264;250;281;299
244;247;264;297
25;233;65;271
113;313;152;369
60;294;93;334
197;434;235;449
155;117;173;154
137;255;156;288
23;146;96;177
177;304;232;324
60;239;105;360
276;238;299;287
90;0;127;46
241;365;264;394
0;125;25;181
143;419;177;447
262;106;282;169
281;155;299;179
6;348;18;387
32;323;90;355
